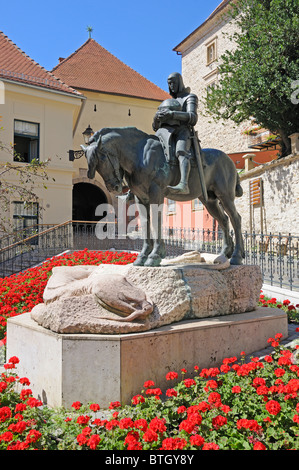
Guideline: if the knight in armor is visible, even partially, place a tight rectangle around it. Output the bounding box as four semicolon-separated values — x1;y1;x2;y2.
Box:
152;72;198;194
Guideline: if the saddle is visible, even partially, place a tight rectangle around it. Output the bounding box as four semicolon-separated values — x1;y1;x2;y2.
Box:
156;126;198;168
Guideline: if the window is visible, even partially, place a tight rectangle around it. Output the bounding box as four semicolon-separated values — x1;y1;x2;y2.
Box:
206;39;217;65
13;201;39;232
192;199;203;211
167;199;176;214
14;120;39;162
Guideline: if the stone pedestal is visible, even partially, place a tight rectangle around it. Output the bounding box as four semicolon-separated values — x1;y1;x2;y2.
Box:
30;263;263;334
6;307;288;409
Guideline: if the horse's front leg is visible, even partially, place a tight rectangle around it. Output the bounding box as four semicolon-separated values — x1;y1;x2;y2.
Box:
133;201;153;266
144;198;166;267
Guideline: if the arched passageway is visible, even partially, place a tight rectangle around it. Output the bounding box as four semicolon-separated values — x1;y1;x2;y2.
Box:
72;182;108;222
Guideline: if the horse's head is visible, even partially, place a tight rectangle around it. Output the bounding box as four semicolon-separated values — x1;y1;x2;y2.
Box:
81;132;124;195
81;141;98;179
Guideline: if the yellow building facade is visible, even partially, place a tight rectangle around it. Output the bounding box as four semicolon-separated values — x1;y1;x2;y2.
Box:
70;90;165;221
52;38;169;223
0;33;169;234
0;76;83;232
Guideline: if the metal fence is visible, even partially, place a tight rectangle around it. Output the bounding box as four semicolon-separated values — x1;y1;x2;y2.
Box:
0;221;298;291
0;222;73;278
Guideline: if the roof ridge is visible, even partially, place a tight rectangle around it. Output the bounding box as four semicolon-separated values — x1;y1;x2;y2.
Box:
0;30;82;96
52;38;92;71
173;0;232;51
103;44;168;94
53;38;168;95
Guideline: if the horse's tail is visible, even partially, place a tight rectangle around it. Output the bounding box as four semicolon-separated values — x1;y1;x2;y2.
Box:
235;173;243;197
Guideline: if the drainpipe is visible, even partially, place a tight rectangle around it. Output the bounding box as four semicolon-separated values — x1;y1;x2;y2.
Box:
73;96;87;138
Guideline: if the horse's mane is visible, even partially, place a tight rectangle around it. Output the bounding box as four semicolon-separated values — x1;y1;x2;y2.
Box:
93;127;149;142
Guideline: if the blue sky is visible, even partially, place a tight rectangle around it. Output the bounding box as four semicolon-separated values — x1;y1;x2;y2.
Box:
1;0;222;91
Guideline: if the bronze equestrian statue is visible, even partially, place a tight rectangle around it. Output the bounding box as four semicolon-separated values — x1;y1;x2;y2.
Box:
153;72;198;195
81;73;245;268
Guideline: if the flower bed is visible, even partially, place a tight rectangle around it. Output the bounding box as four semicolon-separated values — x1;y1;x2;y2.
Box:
259;293;299;323
0;249;137;344
0;250;299;450
1;249;298;345
0;335;299;450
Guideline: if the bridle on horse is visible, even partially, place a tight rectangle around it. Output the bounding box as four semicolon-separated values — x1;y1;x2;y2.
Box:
97;138;123;187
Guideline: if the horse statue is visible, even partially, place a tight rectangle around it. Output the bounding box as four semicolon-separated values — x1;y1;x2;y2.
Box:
81;126;245;267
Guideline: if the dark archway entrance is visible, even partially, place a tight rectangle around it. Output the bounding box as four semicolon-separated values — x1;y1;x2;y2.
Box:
72;182;108;222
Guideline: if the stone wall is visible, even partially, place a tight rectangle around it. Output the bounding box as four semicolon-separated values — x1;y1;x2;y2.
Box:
181;14;252;154
235;152;299;235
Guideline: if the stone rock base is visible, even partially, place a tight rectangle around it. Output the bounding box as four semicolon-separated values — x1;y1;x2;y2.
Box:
6;307;287;408
30;263;263;334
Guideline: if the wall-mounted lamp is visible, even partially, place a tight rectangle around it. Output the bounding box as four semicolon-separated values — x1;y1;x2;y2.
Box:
82;124;94;144
68;125;94;161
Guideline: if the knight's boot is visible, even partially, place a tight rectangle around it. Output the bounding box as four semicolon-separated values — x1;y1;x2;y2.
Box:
168;155;191;194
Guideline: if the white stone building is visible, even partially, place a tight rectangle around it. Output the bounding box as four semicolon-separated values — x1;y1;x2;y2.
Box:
173;0;254;155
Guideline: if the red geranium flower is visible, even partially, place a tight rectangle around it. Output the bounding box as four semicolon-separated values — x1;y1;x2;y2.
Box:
166;371;178;380
143;380;155;388
161;437;187;450
202;442;219;450
212;415;227;429
184;378;196;388
265;400;281;416
253;441;267;450
89;403;100;412
189;434;205;447
143;428;158;443
87;434;101;450
131;394;145;405
71;401;82;410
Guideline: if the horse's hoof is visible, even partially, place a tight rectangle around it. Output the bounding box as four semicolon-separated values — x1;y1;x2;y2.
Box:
133;257;146;266
144;256;161;267
230;254;243;265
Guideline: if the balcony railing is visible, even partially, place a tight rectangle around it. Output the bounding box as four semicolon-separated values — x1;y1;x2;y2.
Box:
0;221;298;291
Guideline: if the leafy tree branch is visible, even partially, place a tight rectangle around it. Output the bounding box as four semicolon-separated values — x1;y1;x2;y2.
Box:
204;0;299;157
0;124;52;239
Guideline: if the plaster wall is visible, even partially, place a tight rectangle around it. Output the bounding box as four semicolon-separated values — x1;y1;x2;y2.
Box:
0;81;81;225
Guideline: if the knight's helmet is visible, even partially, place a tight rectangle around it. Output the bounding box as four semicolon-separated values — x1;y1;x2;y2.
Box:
158;98;182;126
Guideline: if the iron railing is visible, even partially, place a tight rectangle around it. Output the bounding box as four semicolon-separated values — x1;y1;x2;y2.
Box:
0;222;73;277
0;224;56;251
0;221;298;291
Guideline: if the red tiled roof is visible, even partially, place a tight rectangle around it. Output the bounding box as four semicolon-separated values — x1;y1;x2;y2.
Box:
52;39;170;102
228;150;277;170
0;31;82;97
174;0;232;51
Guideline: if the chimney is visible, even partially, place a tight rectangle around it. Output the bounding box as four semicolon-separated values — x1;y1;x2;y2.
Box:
58;57;65;63
243;154;256;172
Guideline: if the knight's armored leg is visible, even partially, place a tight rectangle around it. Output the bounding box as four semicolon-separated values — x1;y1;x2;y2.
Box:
167;153;191;194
